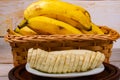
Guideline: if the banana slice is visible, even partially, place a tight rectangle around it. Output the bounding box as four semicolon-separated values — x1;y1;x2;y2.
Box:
39;50;48;72
75;52;81;72
72;52;80;72
87;51;96;70
32;50;38;68
57;52;66;73
29;49;37;68
52;53;61;73
90;52;102;69
68;52;75;73
43;53;51;72
34;48;40;68
37;49;47;70
94;52;102;68
76;54;84;72
36;49;42;70
27;48;33;62
62;52;71;73
81;52;89;71
47;53;58;73
85;51;92;71
96;53;105;67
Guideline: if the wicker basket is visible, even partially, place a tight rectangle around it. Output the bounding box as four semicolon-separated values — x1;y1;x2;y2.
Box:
5;26;120;67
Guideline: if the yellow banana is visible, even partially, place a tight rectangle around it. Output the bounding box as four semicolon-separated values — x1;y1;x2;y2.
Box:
42;0;91;20
27;16;83;35
81;23;104;34
18;19;27;28
7;29;22;36
15;26;38;35
14;27;20;33
24;0;91;30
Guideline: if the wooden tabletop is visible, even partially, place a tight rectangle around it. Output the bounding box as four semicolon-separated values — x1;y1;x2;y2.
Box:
0;38;120;80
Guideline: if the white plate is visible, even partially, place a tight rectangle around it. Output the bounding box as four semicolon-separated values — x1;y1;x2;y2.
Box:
25;63;104;78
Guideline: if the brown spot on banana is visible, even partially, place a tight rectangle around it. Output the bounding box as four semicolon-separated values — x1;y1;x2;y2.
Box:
70;18;91;31
87;25;92;31
75;7;91;20
58;26;65;30
28;26;51;35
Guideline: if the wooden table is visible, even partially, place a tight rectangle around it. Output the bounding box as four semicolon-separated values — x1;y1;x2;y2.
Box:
0;38;120;80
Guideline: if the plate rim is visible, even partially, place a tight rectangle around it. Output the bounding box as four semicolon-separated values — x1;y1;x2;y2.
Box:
25;63;105;78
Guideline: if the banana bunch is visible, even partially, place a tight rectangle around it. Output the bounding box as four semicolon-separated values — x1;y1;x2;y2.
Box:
8;0;104;36
24;0;91;30
27;48;105;73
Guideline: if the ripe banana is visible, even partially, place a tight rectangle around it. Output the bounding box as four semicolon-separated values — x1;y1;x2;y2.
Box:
14;26;38;35
27;16;83;35
18;19;27;28
14;27;20;33
81;23;104;34
7;29;22;36
24;0;91;30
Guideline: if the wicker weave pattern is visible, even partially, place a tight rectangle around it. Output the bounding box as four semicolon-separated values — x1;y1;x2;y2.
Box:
5;26;120;66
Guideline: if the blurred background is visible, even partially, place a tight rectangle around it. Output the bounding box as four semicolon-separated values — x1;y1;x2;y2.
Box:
0;0;120;48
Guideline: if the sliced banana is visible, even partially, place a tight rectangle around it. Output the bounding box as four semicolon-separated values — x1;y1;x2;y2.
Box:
81;52;88;71
57;52;66;73
47;53;58;73
43;53;51;72
27;48;33;62
90;52;101;69
27;49;105;73
37;49;47;70
68;52;75;73
76;54;84;72
83;52;91;71
96;52;105;67
72;52;80;72
29;49;37;68
36;49;42;70
52;53;61;73
88;51;96;70
62;52;71;73
32;50;38;68
34;48;40;68
39;50;48;72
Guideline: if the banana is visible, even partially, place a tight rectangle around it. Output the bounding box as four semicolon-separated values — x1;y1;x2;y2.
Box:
14;27;20;33
15;26;38;35
24;0;91;30
18;19;27;28
81;23;104;34
27;16;83;35
7;29;22;36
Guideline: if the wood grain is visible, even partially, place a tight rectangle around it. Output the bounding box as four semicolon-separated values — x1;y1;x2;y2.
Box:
0;64;13;76
0;77;9;80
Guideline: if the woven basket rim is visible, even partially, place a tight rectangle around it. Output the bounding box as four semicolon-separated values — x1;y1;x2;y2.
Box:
4;26;120;43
